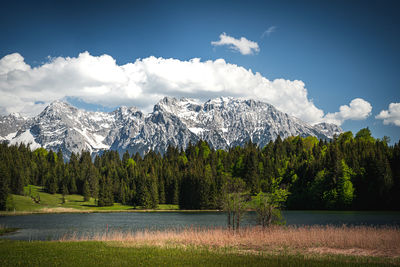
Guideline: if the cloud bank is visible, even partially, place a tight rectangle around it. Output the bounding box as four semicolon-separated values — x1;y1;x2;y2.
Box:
0;52;371;125
376;103;400;126
211;33;259;55
324;98;372;125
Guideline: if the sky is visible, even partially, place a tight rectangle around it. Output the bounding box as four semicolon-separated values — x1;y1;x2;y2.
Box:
1;0;399;142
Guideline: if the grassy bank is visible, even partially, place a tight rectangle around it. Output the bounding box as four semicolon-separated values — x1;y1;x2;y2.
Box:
0;239;397;267
1;185;185;215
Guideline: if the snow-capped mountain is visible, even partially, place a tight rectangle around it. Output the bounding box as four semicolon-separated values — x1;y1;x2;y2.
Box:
0;113;32;141
313;122;343;139
8;101;116;154
0;97;342;158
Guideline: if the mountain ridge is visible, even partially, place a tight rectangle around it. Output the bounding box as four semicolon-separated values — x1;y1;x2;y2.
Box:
0;97;342;159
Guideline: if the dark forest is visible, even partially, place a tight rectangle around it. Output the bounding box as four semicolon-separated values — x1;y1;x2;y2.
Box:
1;128;399;211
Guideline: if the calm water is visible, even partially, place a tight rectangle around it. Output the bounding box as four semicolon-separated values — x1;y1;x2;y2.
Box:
1;211;399;241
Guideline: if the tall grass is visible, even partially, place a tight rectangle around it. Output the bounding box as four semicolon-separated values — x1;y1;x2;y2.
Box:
60;225;400;258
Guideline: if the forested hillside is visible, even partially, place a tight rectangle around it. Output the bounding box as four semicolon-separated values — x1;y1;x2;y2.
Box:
0;128;399;211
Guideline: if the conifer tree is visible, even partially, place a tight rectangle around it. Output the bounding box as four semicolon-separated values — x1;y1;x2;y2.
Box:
46;169;58;194
83;180;90;202
0;163;9;210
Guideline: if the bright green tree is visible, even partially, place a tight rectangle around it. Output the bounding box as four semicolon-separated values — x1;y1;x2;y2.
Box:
337;160;355;208
251;189;289;228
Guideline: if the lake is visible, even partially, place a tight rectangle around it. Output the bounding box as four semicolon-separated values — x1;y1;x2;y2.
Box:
1;210;399;241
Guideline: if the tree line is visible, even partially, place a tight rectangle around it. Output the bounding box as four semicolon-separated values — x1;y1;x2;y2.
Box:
0;128;399;211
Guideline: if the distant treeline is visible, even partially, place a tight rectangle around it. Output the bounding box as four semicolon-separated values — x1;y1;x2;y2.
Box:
0;128;399;211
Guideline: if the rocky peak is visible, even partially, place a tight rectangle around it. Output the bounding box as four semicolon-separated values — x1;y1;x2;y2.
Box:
1;97;343;159
0;112;31;139
313;122;343;138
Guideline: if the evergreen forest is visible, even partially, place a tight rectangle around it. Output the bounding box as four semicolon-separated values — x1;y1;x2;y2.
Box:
0;128;399;211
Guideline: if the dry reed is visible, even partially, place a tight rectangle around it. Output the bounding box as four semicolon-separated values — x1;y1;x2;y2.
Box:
59;225;400;258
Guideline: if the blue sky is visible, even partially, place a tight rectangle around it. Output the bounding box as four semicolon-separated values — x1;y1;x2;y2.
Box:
1;0;399;142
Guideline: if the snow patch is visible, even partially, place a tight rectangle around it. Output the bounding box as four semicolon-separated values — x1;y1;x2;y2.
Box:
5;131;17;140
74;128;110;150
100;123;111;128
10;130;41;150
188;127;206;135
93;133;108;148
179;98;202;106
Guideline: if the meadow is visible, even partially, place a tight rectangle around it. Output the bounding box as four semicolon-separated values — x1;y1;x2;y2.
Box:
0;185;180;215
1;240;392;267
0;225;399;266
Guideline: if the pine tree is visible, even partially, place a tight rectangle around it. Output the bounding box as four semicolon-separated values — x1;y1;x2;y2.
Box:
119;180;128;205
147;172;159;209
68;153;79;193
0;163;10;210
61;184;68;204
243;148;260;194
87;165;99;200
46;169;58;194
83;180;90;202
122;150;130;167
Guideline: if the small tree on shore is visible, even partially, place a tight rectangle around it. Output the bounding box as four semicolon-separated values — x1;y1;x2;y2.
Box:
251;178;289;228
221;176;248;230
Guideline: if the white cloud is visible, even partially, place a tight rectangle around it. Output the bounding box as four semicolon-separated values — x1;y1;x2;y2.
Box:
261;26;277;38
0;52;371;126
211;33;259;55
0;53;30;75
324;98;372;125
376;103;400;126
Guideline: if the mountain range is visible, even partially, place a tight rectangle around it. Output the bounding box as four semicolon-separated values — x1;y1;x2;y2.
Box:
0;97;342;159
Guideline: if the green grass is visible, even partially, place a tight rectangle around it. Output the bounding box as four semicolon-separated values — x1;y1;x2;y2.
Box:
156;204;181;210
0;240;395;267
3;185;179;214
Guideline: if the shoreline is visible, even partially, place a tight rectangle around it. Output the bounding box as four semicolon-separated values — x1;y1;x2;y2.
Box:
2;208;400;217
0;208;223;216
